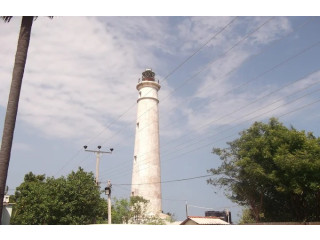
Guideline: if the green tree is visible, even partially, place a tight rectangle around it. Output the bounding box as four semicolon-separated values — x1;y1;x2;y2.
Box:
11;168;107;225
238;208;256;224
111;197;131;224
165;212;176;223
208;118;320;222
0;16;51;222
129;196;149;224
111;196;165;225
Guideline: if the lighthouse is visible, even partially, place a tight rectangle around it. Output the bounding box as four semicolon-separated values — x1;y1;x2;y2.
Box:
131;69;162;215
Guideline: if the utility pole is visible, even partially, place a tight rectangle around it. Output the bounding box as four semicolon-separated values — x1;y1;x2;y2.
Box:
225;209;230;223
105;180;112;224
185;201;188;218
83;145;113;185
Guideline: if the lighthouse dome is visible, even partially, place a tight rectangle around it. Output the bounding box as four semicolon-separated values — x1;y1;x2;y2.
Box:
142;69;155;81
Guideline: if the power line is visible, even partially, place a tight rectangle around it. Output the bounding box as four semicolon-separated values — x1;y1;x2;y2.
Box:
101;16;309;168
79;18;318;183
101;86;320;181
107;174;212;186
98;17;238;146
135;17;319;148
54;17;239;176
51;18;320;183
188;204;239;210
112;97;320;184
161;16;239;82
160;83;320;158
159;95;320;164
182;17;318;102
157;18;320;133
98;17;279;178
150;31;320;151
100;68;320;181
98;18;316;178
138;65;320;162
98;17;243;149
162;75;320;153
135;17;275;122
109;184;187;202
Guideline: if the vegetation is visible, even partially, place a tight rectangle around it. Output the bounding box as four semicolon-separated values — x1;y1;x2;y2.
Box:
11;169;166;225
112;196;165;225
238;208;256;224
165;212;177;223
11;168;107;224
208;118;320;223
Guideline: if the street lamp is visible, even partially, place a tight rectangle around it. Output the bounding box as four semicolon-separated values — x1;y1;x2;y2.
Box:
105;185;111;196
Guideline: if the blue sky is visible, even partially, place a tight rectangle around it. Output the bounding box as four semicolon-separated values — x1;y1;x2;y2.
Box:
1;16;320;223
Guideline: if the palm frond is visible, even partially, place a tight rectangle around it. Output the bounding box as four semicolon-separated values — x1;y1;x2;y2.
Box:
1;16;13;22
2;16;53;23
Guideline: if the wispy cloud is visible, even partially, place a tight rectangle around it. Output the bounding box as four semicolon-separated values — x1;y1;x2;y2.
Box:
0;17;182;145
0;16;315;148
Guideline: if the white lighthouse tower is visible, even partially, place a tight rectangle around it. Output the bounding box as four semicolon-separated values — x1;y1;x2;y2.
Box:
131;69;162;215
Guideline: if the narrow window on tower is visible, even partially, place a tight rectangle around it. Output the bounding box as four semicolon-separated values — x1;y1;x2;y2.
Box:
132;191;135;196
136;122;139;128
139;91;141;97
134;155;137;162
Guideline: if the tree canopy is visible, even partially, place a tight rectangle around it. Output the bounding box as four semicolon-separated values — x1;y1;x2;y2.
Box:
112;196;165;225
11;169;167;225
208;118;320;222
11;168;107;225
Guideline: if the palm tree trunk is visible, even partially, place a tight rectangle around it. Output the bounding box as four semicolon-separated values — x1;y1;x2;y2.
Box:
0;16;33;224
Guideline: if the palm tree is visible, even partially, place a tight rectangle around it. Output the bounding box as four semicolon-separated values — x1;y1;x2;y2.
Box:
0;16;34;223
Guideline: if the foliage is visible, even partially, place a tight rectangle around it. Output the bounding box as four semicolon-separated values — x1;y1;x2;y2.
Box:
165;212;177;222
239;208;256;224
111;196;165;225
208;118;320;222
9;195;16;203
11;168;107;225
129;196;149;224
111;197;131;224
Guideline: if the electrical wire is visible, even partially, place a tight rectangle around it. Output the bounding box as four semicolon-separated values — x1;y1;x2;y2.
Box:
98;17;244;148
53;17;239;176
57;18;320;186
160;84;320;158
96;17;238;146
100;16;314;172
99;66;320;181
101;85;320;181
108;174;212;186
113;17;318;154
160;72;320;155
161;16;239;82
159;95;320;164
105;90;320;181
97;17;280;178
188;204;239;210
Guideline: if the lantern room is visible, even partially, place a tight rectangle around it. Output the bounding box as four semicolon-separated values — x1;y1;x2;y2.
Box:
142;68;155;81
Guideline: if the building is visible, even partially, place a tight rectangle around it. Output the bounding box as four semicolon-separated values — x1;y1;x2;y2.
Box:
131;69;162;216
1;195;13;225
205;210;232;223
180;216;230;225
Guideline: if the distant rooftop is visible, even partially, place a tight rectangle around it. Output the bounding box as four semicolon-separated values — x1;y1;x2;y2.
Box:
180;216;230;225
